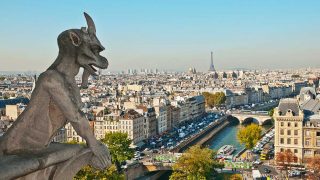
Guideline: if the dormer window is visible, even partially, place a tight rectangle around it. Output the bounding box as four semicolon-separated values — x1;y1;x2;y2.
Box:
307;122;311;127
286;109;296;116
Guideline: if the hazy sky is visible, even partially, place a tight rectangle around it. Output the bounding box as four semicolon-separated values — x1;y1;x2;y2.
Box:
0;0;320;72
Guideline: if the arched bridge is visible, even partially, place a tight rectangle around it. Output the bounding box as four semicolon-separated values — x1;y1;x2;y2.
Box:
125;159;174;179
143;162;173;171
228;110;272;125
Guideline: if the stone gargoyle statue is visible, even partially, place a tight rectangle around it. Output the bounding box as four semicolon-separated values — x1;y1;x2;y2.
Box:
0;13;111;179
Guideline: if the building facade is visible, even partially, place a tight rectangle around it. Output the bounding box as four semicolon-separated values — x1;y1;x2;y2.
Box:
136;105;157;139
274;96;320;163
274;99;303;163
119;109;145;146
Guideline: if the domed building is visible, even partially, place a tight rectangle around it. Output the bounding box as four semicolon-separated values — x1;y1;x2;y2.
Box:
188;67;196;74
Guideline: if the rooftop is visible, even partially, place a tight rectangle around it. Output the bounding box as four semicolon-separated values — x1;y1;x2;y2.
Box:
278;98;300;116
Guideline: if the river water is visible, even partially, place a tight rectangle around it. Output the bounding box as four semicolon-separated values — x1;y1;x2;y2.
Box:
206;123;272;154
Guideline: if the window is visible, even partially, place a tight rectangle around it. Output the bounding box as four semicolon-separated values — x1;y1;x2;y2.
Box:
288;122;291;127
280;138;284;144
294;139;298;145
317;139;320;147
317;132;320;136
280;148;284;152
280;129;284;135
295;123;298;127
305;139;310;146
287;138;291;144
281;122;284;126
304;150;312;155
294;149;298;153
294;130;298;136
305;130;310;136
287;130;291;135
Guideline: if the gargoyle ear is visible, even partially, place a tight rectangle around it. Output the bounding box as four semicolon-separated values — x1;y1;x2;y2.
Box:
69;31;81;46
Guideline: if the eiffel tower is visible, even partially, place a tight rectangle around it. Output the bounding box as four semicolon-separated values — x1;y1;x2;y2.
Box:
209;51;215;72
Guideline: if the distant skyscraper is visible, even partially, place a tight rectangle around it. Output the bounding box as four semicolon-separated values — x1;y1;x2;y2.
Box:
209;51;215;72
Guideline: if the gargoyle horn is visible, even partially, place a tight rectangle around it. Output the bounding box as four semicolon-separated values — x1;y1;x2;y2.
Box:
81;12;96;89
84;12;96;35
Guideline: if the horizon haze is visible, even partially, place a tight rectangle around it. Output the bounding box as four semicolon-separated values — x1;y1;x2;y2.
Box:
0;0;319;72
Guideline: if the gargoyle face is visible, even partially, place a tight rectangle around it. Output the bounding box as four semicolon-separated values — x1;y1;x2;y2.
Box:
68;13;109;76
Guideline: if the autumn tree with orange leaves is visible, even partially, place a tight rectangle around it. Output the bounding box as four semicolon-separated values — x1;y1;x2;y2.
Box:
275;149;297;179
306;156;320;180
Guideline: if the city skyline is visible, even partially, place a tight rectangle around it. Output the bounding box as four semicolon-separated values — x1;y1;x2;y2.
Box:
1;0;320;72
2;1;320;179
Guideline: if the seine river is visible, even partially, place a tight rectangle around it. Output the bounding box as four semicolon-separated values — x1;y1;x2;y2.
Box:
206;123;273;154
157;123;273;180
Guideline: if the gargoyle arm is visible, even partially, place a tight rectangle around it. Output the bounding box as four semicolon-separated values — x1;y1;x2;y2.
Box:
41;71;98;147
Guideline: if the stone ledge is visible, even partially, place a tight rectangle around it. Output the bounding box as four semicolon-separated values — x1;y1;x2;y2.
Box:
0;143;92;180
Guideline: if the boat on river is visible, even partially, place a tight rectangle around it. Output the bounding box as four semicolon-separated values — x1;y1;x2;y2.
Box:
217;145;236;156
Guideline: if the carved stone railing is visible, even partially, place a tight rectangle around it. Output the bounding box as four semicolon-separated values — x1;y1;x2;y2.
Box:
0;143;95;180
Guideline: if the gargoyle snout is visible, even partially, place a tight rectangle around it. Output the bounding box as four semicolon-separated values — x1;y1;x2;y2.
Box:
96;55;108;69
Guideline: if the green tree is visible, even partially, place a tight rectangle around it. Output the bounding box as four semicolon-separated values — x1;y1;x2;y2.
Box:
268;108;275;124
213;92;226;106
202;92;212;107
230;174;243;180
102;132;134;172
202;92;226;108
74;164;123;180
291;74;300;78
237;124;262;149
170;145;224;180
104;107;111;115
268;108;274;117
68;139;80;144
70;132;133;179
3;93;9;99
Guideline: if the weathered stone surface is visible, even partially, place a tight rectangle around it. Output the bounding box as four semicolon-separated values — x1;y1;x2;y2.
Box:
0;12;111;179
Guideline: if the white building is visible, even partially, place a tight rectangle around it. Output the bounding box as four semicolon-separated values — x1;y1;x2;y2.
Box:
119;109;145;146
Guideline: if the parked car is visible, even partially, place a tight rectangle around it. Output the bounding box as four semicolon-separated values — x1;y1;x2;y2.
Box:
253;160;262;165
264;168;271;173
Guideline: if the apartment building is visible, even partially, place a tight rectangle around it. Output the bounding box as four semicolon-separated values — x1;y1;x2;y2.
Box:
119;109;145;146
274;88;320;163
136;105;157;139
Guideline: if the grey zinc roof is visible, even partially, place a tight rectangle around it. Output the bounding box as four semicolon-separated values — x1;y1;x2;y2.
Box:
299;87;316;97
305;114;320;126
300;98;320;115
278;98;300;116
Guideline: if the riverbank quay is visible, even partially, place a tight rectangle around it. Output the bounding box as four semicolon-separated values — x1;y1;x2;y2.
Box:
237;125;274;160
252;100;279;111
170;116;229;152
195;120;230;146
